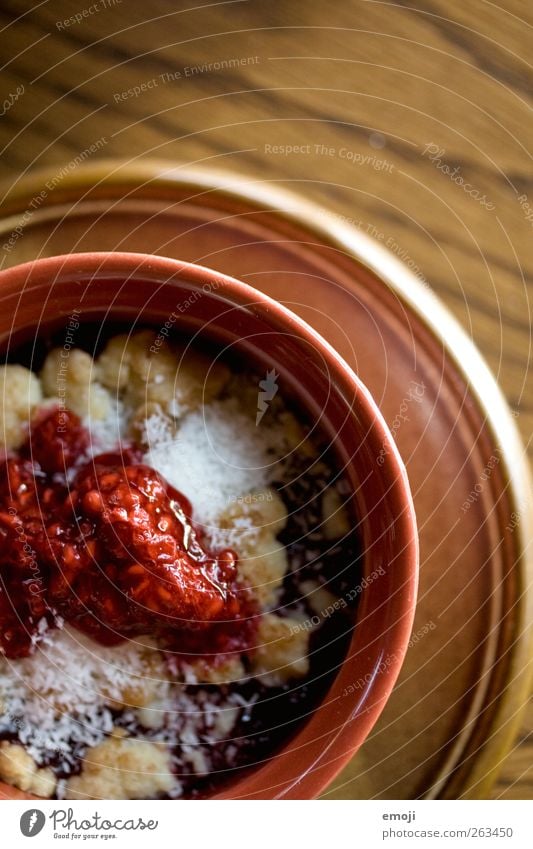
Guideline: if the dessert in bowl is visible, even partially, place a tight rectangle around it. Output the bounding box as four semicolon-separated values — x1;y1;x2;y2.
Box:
0;252;417;800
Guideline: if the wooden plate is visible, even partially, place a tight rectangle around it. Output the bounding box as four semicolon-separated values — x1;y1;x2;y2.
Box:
0;161;532;800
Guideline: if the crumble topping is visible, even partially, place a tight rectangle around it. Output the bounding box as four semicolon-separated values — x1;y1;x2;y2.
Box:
0;329;357;799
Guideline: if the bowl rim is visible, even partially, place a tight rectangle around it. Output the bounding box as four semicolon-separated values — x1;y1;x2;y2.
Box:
0;250;419;800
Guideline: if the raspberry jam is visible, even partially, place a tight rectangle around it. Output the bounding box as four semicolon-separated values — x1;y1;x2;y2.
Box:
0;408;254;660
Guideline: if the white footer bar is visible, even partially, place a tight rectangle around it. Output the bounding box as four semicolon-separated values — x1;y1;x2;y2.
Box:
3;799;531;849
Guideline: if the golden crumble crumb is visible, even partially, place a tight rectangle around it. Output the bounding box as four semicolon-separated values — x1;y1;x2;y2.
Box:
65;732;176;800
171;344;230;410
0;741;37;792
237;536;288;611
0;365;42;449
212;706;241;738
299;579;340;616
40;348;111;421
129;401;172;445
250;613;311;686
277;410;316;457
218;489;289;610
219;488;288;540
97;331;229;417
89;635;169;711
182;654;246;685
29;767;56;798
322;487;351;540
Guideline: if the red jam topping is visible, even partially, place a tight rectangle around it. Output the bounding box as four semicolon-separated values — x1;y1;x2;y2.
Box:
0;408;255;660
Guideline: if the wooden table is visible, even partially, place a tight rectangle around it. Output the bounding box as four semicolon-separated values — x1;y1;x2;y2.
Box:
0;0;531;799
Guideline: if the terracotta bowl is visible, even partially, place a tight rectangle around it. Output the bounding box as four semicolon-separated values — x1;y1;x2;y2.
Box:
0;252;418;800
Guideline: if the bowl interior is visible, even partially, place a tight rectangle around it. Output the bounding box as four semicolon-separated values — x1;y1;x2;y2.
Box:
0;252;418;799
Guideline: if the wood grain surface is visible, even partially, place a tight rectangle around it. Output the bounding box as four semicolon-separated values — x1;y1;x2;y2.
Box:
0;0;531;799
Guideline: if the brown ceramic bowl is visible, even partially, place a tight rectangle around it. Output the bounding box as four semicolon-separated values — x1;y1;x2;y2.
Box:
0;251;418;800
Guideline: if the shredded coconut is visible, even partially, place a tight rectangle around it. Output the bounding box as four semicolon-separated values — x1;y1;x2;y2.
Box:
0;626;254;780
0;626;163;766
143;400;280;540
